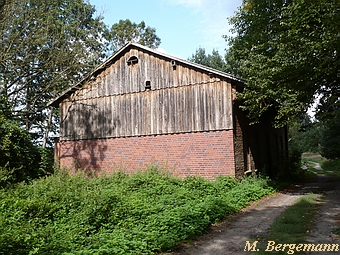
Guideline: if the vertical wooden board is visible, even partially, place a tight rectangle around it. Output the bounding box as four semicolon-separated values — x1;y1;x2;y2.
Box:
204;83;211;131
149;53;154;88
187;86;194;132
117;95;123;137
200;85;206;130
107;67;112;96
183;87;188;132
60;102;65;139
158;59;163;90
167;88;172;133
182;86;188;132
96;76;101;98
167;60;172;88
86;98;92;139
149;55;156;90
107;66;113;96
222;81;229;129
74;101;79;140
130;93;135;136
63;102;69;140
119;56;126;94
164;89;170;133
164;60;169;89
135;93;140;136
172;63;178;88
121;95;126;136
145;91;151;135
138;93;144;135
183;66;188;86
156;57;161;90
161;59;169;89
103;70;108;97
144;53;150;90
78;101;83;139
66;101;73;140
180;87;185;132
161;89;167;133
105;96;110;136
176;65;181;87
138;52;144;92
175;88;179;132
63;102;68;140
91;98;96;139
226;81;233;128
114;65;119;95
152;91;158;134
97;97;107;138
126;94;132;136
158;90;163;134
213;82;220;129
168;89;173;133
149;91;153;134
116;59;121;95
219;82;224;130
110;96;116;137
209;82;215;130
193;85;199;131
190;68;195;85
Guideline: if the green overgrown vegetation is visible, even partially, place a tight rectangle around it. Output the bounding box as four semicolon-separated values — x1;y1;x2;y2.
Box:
0;110;54;188
255;194;321;254
0;168;275;255
302;153;340;177
321;159;340;175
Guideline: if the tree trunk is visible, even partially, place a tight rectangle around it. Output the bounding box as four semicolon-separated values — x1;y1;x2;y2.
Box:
42;107;53;148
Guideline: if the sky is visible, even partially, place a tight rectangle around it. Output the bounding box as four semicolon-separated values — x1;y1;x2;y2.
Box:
89;0;243;60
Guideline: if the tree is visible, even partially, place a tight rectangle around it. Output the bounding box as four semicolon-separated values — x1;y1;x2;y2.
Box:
316;92;340;159
0;0;109;146
108;19;161;53
288;113;321;154
226;0;339;126
188;47;230;73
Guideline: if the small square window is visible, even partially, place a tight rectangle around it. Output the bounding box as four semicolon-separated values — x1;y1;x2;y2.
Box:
145;81;151;90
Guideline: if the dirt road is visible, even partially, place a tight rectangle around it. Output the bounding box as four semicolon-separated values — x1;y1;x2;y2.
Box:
167;174;340;255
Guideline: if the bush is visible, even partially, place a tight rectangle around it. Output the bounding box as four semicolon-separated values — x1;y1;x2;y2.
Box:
0;168;275;254
0;116;54;187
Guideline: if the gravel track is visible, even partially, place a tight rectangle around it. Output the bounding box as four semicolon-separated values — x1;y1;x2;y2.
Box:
166;172;340;255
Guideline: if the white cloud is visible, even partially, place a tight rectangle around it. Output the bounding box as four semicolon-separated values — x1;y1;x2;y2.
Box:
168;0;241;52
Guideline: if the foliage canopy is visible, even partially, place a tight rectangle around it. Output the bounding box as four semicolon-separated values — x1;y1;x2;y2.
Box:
0;0;108;145
226;0;339;126
108;19;161;53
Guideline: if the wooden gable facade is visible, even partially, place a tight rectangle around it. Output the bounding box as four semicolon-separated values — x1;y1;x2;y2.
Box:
50;43;287;179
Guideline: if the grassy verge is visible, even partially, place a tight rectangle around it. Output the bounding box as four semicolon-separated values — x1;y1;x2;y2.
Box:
0;167;275;255
254;193;321;254
302;153;340;177
322;159;340;175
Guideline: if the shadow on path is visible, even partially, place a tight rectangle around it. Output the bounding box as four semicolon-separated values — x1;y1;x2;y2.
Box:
167;174;340;255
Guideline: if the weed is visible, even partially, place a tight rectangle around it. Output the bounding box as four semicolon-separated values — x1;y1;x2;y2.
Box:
0;167;275;254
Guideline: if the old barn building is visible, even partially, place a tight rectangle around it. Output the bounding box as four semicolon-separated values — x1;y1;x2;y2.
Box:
49;43;288;178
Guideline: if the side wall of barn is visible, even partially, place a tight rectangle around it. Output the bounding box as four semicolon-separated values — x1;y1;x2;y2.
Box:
55;130;235;179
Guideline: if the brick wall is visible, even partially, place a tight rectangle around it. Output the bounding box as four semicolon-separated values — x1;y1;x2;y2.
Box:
55;130;236;179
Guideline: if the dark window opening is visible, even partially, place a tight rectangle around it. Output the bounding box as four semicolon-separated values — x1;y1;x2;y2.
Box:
127;56;138;66
145;80;151;90
171;60;177;70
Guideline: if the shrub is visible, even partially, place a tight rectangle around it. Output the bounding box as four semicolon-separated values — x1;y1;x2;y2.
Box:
0;168;275;254
0;116;54;187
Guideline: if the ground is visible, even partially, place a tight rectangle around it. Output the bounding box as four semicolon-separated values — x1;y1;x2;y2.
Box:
166;167;340;255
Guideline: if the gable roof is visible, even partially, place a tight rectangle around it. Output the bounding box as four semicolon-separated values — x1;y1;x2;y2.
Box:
48;42;244;107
